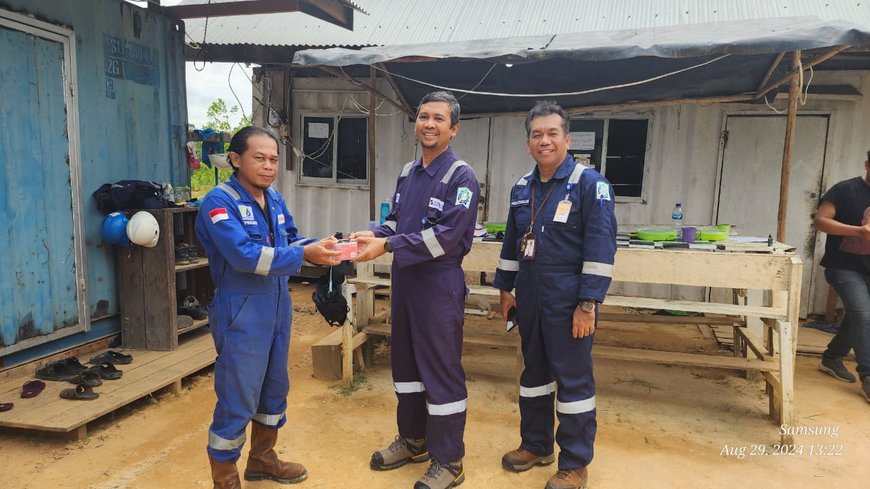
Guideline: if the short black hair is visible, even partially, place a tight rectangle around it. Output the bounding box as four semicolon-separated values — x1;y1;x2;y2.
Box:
227;126;279;172
418;91;460;126
524;101;569;138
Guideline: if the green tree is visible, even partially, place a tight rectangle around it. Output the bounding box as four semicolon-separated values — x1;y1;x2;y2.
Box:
190;98;251;197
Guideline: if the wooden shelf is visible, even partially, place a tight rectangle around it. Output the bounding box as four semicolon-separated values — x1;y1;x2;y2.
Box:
174;257;209;273
178;317;209;335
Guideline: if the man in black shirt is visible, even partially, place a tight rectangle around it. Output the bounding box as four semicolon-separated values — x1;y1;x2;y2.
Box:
814;151;870;402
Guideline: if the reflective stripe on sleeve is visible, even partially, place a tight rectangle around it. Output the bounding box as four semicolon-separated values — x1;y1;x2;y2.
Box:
384;220;397;232
421;228;445;258
255;247;275;275
519;381;557;398
399;161;415;177
497;258;520;272
252;412;285;427
394;381;426;393
217;183;241;201
427;398;467;416
440;160;468;184
582;261;614;278
556;395;596;415
568;164;586;184
208;430;246;451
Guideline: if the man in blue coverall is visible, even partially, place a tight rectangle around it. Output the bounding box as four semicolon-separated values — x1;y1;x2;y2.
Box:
195;126;341;489
493;101;617;489
351;91;480;489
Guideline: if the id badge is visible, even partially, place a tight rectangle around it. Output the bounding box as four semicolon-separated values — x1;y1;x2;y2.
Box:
554;198;572;223
520;231;536;260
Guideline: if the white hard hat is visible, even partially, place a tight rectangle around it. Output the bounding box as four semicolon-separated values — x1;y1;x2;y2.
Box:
127;211;160;248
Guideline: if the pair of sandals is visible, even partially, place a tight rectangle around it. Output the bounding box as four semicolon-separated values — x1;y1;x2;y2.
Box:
58;363;123;401
33;351;132;401
0;380;48;412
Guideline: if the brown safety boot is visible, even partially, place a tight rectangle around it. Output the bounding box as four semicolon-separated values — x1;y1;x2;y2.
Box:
545;467;588;489
501;447;555;472
370;436;429;470
244;422;308;484
209;456;242;489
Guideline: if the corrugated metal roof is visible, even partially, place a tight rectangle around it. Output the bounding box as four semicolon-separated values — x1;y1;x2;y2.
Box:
181;0;870;48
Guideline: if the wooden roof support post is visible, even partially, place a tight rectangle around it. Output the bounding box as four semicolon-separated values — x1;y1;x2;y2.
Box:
776;51;801;242
369;66;378;221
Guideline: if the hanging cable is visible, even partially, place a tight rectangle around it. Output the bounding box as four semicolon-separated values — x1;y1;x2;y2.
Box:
192;0;212;72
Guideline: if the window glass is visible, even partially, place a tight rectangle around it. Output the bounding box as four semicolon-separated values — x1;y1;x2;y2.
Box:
302;116;335;179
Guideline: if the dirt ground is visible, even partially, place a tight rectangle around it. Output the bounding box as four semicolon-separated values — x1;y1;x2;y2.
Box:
2;283;868;489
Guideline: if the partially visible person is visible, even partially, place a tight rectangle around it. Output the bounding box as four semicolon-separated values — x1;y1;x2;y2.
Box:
493;101;617;489
195;126;342;488
814;151;870;403
350;91;480;489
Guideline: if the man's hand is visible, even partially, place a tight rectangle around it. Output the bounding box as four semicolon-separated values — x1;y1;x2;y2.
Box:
499;290;517;320
351;236;387;262
303;236;342;266
572;306;596;338
860;223;870;241
349;230;375;240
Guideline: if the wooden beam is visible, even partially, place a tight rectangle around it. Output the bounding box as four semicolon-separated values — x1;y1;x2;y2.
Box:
756;45;851;99
163;0;302;19
755;52;785;97
377;63;415;117
316;66;414;117
776;51;801;242
369;66;378;221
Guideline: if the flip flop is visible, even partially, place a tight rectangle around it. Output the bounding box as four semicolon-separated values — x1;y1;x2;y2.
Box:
0;402;12;412
59;384;99;401
86;362;123;380
68;371;103;387
20;380;46;398
89;350;133;365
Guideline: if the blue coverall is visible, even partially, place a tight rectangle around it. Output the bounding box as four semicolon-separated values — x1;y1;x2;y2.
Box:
195;175;315;463
493;155;617;470
373;147;480;464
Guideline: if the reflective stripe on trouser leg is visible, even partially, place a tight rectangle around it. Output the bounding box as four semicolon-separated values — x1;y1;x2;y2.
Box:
396;265;467;463
517;296;556;456
208;289;291;462
391;277;427;440
254;289;292;429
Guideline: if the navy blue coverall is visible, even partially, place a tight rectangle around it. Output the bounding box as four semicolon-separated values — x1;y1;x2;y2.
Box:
195;175;315;463
373;147;480;464
493;155;617;470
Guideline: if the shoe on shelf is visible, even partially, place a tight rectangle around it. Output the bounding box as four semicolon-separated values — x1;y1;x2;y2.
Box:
370;436;429;471
819;356;857;383
414;459;464;489
178;296;208;320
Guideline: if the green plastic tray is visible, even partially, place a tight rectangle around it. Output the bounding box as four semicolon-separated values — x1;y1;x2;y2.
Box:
698;227;728;241
636;227;677;241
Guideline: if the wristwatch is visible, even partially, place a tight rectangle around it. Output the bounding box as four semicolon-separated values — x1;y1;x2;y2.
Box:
578;300;596;313
383;237;393;253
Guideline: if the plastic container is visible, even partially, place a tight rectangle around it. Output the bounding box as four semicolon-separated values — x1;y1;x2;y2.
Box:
379;199;391;224
671;203;684;230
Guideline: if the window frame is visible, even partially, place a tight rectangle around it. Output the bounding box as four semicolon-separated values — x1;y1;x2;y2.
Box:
568;113;652;203
298;112;369;188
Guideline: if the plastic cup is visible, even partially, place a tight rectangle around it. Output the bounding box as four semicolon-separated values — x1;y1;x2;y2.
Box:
681;226;699;243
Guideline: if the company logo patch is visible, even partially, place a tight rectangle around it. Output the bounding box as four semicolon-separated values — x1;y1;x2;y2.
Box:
429;197;444;211
595;181;611;201
455;187;474;209
277;213;286;225
209;207;229;224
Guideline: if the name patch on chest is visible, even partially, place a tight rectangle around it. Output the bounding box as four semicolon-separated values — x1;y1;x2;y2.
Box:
429;197;444;211
277;213;286;225
511;199;530;207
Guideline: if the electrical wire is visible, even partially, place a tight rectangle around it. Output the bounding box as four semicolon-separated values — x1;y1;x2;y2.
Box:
371;54;732;98
191;0;212;72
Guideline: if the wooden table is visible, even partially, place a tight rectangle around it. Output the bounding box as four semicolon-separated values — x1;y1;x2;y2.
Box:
343;240;802;443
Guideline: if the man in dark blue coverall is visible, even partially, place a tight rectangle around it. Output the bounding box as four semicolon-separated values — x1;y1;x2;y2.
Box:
351;91;480;489
196;126;341;489
493;102;617;489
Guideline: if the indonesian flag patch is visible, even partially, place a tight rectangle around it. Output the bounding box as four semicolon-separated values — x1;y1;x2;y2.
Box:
209;207;229;224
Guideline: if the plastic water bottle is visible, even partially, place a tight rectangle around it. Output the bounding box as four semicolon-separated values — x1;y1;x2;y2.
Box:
671;203;684;230
379;198;391;224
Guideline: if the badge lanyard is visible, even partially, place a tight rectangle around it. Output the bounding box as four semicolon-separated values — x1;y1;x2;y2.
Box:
520;180;559;260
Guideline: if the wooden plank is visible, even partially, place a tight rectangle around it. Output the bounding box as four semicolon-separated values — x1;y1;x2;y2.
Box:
174;257;209;273
142;210;177;350
364;323;517;349
597;312;741;326
342;283;355;386
776;51;801;242
0;335;215;432
592;345;780;372
604;295;787;320
119;244;146;349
